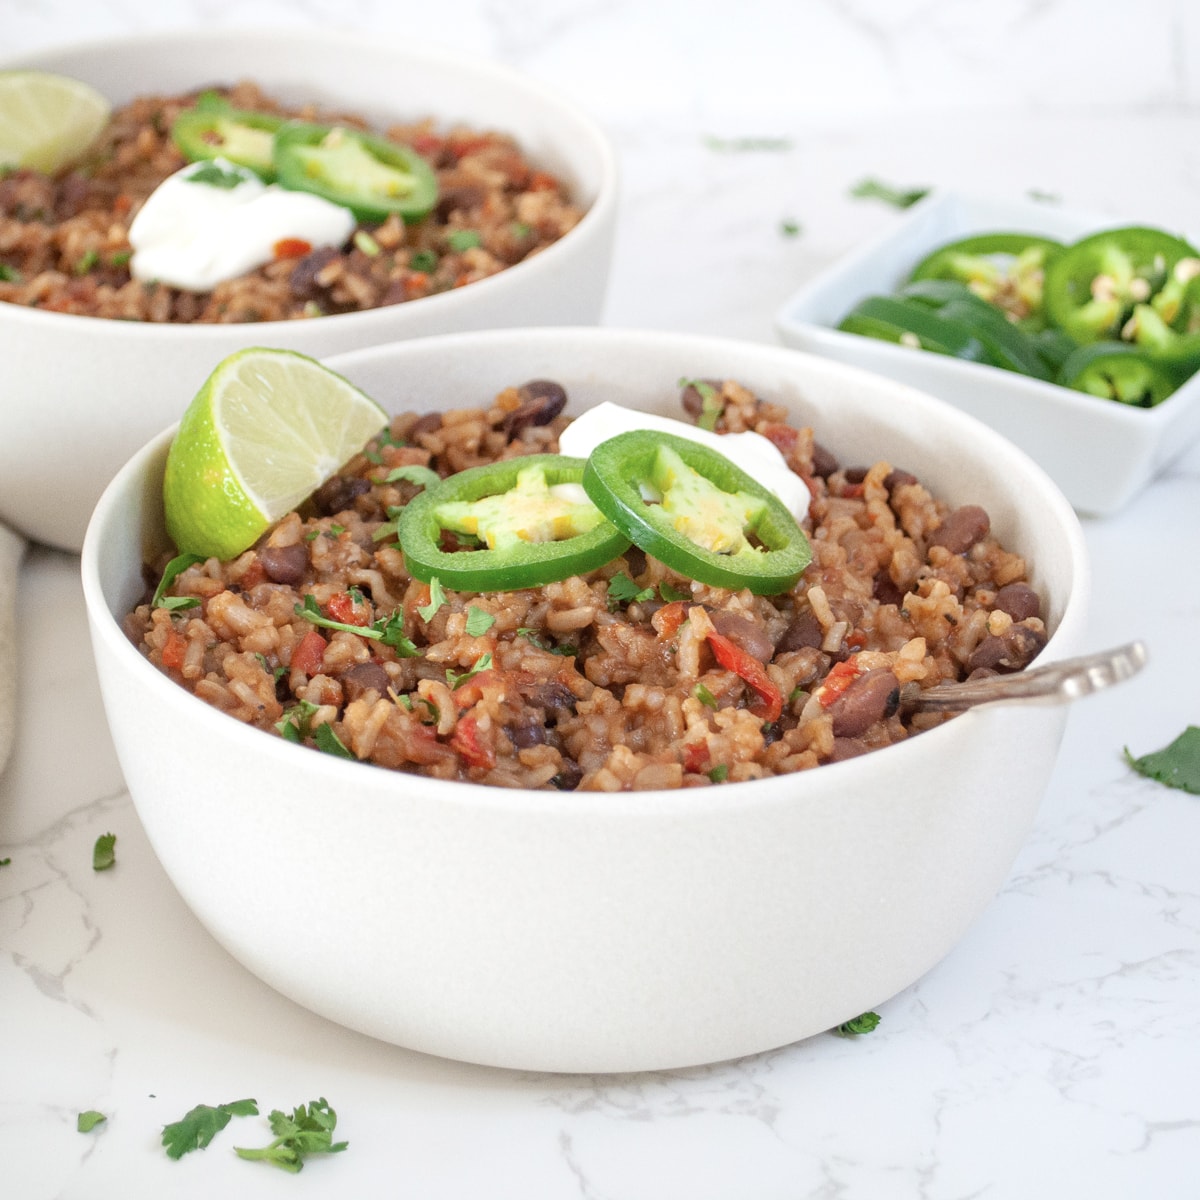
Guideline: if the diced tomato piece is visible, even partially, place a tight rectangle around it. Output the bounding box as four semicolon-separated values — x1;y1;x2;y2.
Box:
843;483;865;499
292;629;327;675
528;170;560;192
759;422;800;456
411;132;444;157
452;668;504;707
653;601;689;641
706;630;783;723
815;658;861;707
448;134;492;160
113;193;133;216
450;714;495;770
682;741;711;773
326;591;369;626
161;628;187;670
846;630;868;650
273;237;312;259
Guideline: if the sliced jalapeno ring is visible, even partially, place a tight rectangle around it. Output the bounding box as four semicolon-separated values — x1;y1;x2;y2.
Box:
581;431;811;597
1056;342;1178;408
171;105;285;180
839;295;991;363
1043;225;1200;345
397;455;629;592
273;122;439;223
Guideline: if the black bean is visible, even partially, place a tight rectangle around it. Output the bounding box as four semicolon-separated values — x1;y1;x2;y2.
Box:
506;714;549;749
341;662;392;703
259;543;308;586
311;474;371;517
288;246;340;299
502;380;568;440
993;582;1041;622
407;413;443;440
828;668;900;738
552;759;583;790
519;679;578;712
929;505;990;555
966;625;1048;674
434;185;485;221
872;571;905;607
810;441;839;479
844;466;869;484
885;468;918;491
710;610;775;663
775;609;824;653
679;378;723;420
622;545;647;578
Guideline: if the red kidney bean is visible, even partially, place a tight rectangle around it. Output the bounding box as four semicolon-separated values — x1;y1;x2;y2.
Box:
929;505;990;555
288;246;340;299
810;441;839;478
885;468;918;491
311;473;371;517
966;624;1048;673
775;609;824;653
502;380;568;440
259;543;308;586
434;185;485;221
993;582;1041;621
828;668;900;738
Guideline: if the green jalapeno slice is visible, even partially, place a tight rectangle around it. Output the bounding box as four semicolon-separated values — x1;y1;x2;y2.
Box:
273;122;439;223
1043;226;1200;345
396;455;629;592
908;232;1062;323
838;295;991;363
171;103;285;181
1056;342;1178;408
581;431;811;596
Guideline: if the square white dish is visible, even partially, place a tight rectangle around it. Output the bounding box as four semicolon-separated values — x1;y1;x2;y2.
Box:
775;190;1200;516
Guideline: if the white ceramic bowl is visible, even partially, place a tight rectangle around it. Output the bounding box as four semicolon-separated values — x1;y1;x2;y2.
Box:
82;327;1089;1074
0;29;618;552
775;190;1200;517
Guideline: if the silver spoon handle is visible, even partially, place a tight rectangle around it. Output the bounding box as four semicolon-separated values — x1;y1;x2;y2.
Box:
901;640;1147;713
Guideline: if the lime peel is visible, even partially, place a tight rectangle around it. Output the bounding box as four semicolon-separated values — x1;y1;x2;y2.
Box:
0;70;111;173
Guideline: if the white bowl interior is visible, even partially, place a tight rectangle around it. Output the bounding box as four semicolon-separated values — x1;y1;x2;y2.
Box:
0;30;618;551
775;190;1200;516
82;328;1089;1073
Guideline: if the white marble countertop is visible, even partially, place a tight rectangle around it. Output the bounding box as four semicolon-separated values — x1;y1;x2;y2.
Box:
4;4;1200;1198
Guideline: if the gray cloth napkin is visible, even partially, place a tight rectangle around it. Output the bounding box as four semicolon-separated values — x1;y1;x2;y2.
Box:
0;522;25;777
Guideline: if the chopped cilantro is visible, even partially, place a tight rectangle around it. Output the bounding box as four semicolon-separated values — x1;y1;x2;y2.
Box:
695;683;718;710
511;221;532;239
409;249;438;273
233;1097;347;1174
446;652;492;689
109;249;132;268
77;1111;107;1133
607;572;655;608
371;504;405;543
703;134;792;153
314;723;354;759
276;699;319;743
152;553;205;611
74;249;99;275
835;1011;881;1036
92;833;116;872
447;229;482;252
465;606;496;636
849;177;930;209
1124;726;1200;795
293;594;418;654
377;464;440;491
708;763;729;782
780;218;803;238
162;1098;259;1160
517;627;576;655
0;263;22;283
186;162;248;189
417;577;447;622
658;582;688;603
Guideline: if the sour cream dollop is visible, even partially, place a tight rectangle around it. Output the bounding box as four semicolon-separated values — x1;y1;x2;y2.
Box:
128;158;356;292
558;401;810;523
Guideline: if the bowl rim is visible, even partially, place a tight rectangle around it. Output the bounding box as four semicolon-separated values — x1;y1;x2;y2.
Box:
774;187;1200;429
81;325;1091;818
0;26;619;337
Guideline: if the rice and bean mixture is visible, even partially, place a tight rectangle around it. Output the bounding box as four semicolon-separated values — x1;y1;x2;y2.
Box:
0;82;582;322
127;378;1048;790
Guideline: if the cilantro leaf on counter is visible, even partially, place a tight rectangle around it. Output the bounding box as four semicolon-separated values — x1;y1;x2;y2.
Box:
92;833;116;871
835;1011;881;1036
234;1097;348;1173
703;134;792;153
1124;726;1200;795
77;1110;107;1133
849;178;930;209
780;218;803;238
162;1098;259;1160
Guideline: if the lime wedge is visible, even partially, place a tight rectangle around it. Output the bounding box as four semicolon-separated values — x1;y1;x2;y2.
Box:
0;70;111;173
163;347;388;560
